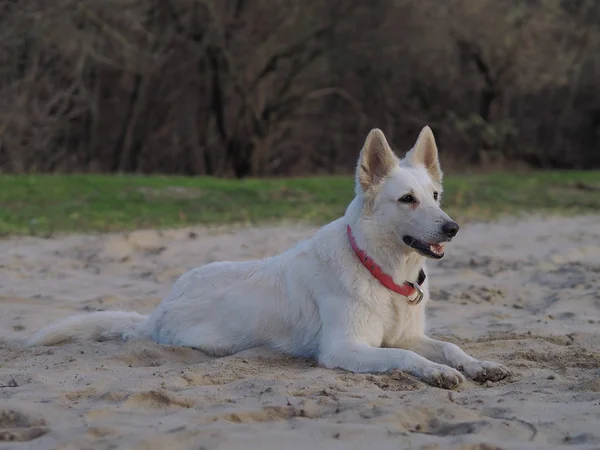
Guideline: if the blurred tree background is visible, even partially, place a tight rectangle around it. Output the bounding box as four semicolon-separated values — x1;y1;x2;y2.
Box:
0;0;599;178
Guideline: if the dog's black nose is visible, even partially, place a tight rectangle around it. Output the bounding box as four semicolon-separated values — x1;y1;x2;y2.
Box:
442;221;460;238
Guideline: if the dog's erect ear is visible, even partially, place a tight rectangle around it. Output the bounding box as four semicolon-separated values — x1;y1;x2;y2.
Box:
356;129;397;193
405;126;442;184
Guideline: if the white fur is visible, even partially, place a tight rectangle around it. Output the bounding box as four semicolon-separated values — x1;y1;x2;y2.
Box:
28;127;510;389
27;311;146;345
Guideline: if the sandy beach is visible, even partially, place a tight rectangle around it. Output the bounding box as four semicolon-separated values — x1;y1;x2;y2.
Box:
1;215;600;450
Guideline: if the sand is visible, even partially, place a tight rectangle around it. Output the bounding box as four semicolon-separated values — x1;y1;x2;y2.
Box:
1;215;600;450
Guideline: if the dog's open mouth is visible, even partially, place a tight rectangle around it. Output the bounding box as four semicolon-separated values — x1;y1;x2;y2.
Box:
402;236;446;259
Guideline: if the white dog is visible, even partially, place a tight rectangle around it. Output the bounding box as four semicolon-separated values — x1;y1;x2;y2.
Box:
28;127;510;389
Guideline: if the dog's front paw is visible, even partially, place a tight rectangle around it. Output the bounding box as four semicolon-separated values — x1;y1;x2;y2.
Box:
461;360;511;383
422;364;465;389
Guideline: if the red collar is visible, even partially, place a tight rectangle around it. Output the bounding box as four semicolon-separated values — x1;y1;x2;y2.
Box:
346;225;426;304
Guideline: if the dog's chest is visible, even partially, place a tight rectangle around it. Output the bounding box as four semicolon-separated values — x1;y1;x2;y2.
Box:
382;294;417;345
358;285;417;347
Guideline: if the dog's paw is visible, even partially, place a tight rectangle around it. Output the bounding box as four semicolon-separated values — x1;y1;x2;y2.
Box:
461;360;511;383
422;364;465;389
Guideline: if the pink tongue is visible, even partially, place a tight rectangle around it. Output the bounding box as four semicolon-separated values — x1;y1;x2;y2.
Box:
431;244;443;253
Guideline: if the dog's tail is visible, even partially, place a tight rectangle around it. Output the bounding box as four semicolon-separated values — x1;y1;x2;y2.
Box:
26;311;148;346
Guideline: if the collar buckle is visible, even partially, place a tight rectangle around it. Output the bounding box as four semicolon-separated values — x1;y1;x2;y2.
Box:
405;282;424;306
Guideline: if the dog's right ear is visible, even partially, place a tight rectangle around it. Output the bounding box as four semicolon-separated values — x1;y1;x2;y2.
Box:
356;129;397;194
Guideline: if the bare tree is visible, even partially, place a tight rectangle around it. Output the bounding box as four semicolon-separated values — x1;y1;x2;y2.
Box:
0;0;599;175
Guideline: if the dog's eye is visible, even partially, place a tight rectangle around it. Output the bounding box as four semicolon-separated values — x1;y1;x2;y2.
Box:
399;194;415;203
433;191;439;201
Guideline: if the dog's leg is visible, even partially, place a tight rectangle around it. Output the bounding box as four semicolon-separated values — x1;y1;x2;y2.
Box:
318;340;465;389
398;336;511;382
317;298;465;389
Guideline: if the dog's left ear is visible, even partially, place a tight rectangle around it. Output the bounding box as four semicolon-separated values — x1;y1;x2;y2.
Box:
405;126;442;184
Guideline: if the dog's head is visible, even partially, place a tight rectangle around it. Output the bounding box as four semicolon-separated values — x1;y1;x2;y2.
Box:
355;127;459;259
